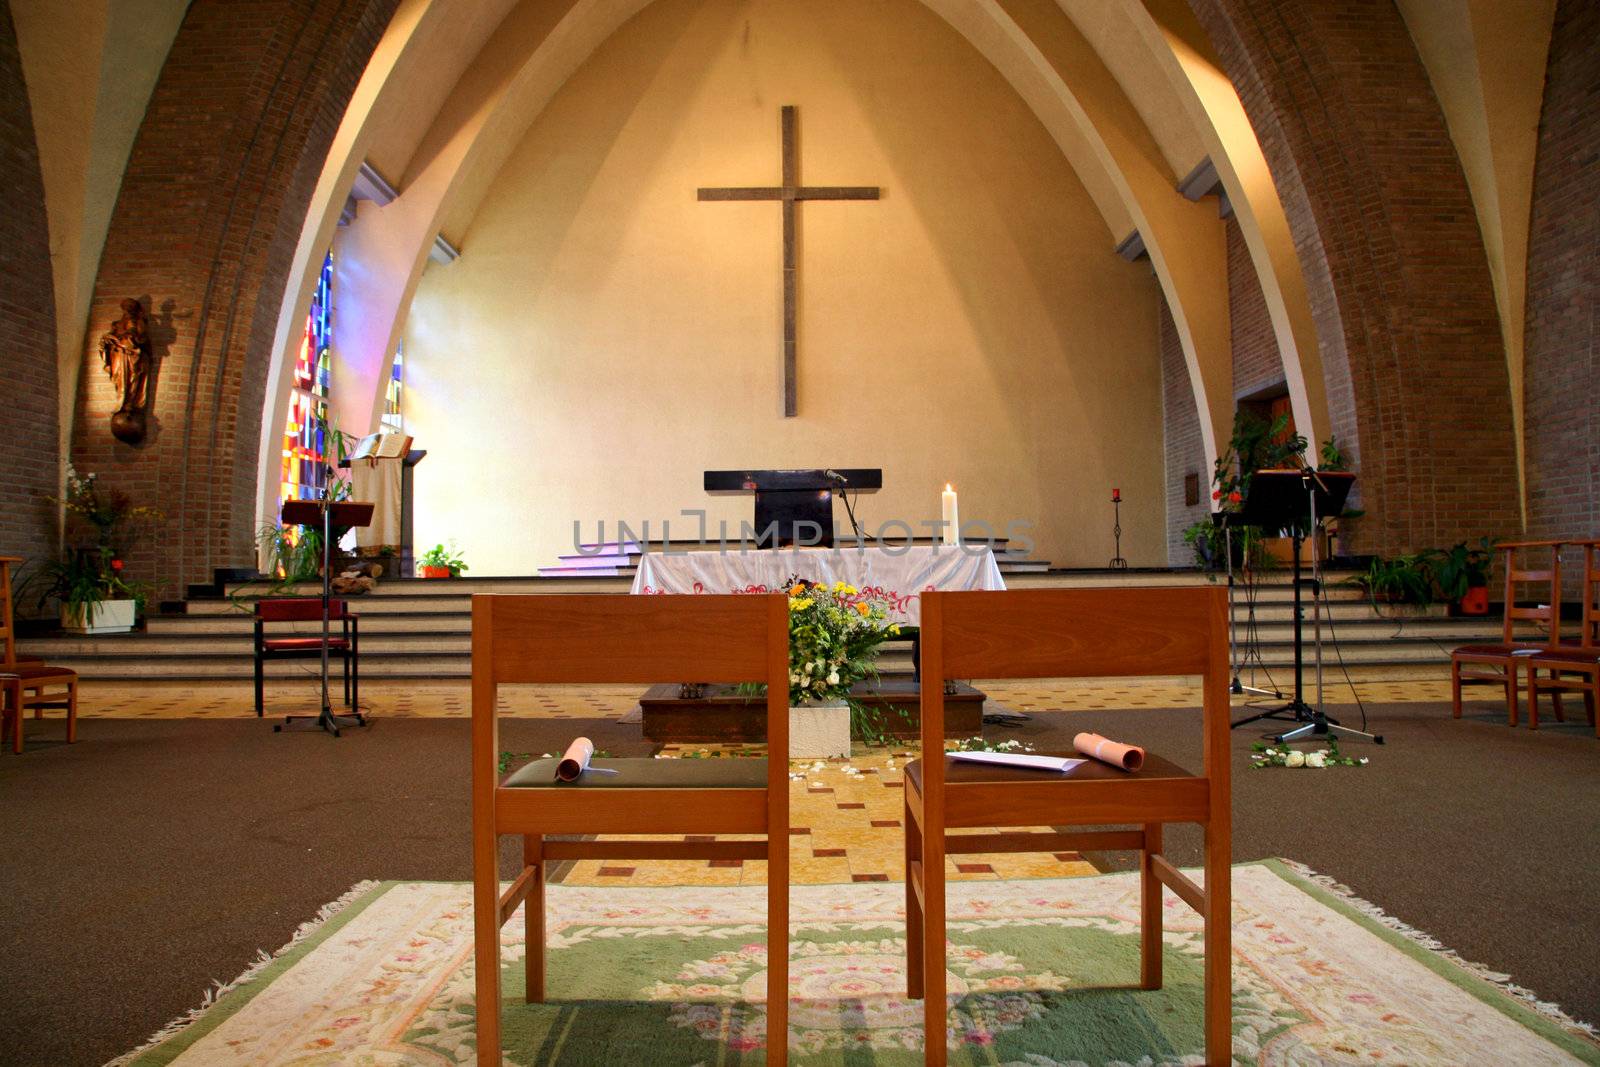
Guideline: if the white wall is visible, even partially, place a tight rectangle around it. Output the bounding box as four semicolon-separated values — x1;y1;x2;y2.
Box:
402;0;1164;573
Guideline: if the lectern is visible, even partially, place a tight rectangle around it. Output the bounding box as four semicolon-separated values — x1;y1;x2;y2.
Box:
705;468;882;548
278;498;374;736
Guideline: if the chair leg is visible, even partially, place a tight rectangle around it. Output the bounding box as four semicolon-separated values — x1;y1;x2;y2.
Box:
351;642;359;712
254;654;265;718
904;794;924;1000
1511;664;1524;727
9;683;21;755
766;823;789;1066
1550;687;1566;723
342;650;350;706
1451;663;1463;718
922;839;947;1066
473;835;503;1065
66;680;77;744
524;836;545;1004
1141;823;1163;990
1202;822;1232;1067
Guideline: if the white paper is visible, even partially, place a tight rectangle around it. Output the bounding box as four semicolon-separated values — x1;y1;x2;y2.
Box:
948;751;1085;773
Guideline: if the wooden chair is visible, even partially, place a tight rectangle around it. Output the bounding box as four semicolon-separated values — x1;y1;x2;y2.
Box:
1528;541;1600;735
905;587;1231;1066
0;555;78;754
253;597;359;717
472;593;790;1066
1451;541;1563;725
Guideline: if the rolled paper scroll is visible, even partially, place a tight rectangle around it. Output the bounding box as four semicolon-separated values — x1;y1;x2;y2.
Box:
1073;731;1145;772
555;737;596;782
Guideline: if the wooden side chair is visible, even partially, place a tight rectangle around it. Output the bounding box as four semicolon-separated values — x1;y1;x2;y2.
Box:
905;587;1231;1066
0;555;78;754
1528;541;1600;735
253;597;359;717
472;593;790;1066
1451;541;1563;725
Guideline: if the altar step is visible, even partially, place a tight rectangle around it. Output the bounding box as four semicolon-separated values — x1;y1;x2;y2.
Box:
537;537;1052;576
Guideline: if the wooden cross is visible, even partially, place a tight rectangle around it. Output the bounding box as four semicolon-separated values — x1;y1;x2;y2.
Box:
698;105;880;417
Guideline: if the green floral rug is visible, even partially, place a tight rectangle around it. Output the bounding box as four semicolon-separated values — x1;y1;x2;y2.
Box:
117;861;1598;1065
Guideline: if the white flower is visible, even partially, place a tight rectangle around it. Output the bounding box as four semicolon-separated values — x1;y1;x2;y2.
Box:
826;671;839;685
1358;757;1369;765
1305;751;1327;768
789;672;799;684
1284;751;1306;768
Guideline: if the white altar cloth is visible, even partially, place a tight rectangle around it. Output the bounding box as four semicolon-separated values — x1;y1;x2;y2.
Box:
630;545;1006;625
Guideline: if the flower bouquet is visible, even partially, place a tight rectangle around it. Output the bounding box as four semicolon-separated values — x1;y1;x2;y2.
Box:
761;577;901;748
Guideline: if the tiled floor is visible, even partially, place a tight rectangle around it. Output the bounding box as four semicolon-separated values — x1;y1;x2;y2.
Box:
552;747;1099;888
72;676;1458;719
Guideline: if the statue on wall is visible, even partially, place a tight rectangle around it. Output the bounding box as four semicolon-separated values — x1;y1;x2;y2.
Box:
98;297;152;445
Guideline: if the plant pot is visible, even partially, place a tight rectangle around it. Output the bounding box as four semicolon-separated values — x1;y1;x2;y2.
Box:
1454;585;1490;616
790;700;850;759
60;598;136;634
420;565;452;579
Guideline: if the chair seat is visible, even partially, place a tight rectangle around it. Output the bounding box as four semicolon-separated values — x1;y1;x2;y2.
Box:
905;750;1195;793
262;637;351;652
503;757;768;789
1530;647;1600;666
0;663;77;682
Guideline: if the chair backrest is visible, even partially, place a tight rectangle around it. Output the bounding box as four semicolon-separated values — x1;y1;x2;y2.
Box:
1579;542;1600;650
471;592;790;786
0;556;19;665
256;597;350;622
1494;541;1562;647
918;586;1230;792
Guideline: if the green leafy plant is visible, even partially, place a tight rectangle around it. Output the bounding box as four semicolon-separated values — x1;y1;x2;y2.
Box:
1211;410;1309;508
419;542;468;576
1431;537;1495;602
33;546;146;625
57;464;162;555
1348;553;1437;607
1318;435;1350;471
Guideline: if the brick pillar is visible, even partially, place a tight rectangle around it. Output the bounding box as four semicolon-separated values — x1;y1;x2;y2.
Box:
1524;0;1599;551
0;4;59;583
1187;0;1522;553
73;0;397;600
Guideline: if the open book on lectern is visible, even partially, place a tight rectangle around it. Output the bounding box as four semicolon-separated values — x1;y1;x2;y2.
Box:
349;432;413;461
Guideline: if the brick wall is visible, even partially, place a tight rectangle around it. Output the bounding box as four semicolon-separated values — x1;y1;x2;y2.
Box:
72;0;396;599
1524;0;1598;551
1228;215;1283;401
1188;0;1521;554
0;4;59;590
1162;298;1209;565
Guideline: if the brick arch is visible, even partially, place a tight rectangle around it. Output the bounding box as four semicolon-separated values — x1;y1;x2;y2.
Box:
1186;0;1521;552
0;3;59;575
72;0;399;598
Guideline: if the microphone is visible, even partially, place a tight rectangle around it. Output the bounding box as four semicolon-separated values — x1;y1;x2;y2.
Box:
823;469;848;485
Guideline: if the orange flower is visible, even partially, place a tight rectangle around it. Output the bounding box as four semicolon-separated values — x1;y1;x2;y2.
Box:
789;584;805;596
855;601;870;616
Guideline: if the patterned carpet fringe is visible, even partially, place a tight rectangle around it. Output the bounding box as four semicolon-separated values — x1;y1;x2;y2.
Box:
1282;860;1597;1040
105;879;382;1066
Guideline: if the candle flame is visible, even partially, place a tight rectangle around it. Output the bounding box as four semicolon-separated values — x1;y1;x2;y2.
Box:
945;483;953;492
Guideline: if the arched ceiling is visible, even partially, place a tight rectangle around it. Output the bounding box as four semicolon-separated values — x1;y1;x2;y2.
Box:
256;0;1325;527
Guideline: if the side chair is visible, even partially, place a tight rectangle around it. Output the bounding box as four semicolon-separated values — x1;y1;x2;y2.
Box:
0;555;78;754
1528;541;1600;735
471;592;791;1066
253;597;359;717
905;586;1232;1066
1451;541;1563;725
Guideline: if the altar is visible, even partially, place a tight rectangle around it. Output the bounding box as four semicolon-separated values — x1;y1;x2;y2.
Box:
630;544;1007;624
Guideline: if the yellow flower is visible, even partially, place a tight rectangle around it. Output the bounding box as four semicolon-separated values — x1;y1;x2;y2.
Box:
889;624;901;635
789;597;813;610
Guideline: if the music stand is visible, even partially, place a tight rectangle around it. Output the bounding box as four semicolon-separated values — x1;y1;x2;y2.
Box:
278;497;375;737
1228;469;1381;743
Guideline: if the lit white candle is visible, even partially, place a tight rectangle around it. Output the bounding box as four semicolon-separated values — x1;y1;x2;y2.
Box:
941;484;960;545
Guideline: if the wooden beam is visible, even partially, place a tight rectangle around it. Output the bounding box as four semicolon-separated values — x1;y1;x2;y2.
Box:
1151;854;1205;914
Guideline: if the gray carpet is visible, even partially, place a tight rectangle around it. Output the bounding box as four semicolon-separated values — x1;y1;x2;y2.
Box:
0;700;1594;1066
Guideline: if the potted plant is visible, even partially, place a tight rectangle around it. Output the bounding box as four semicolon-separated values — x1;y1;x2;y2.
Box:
1348;552;1436;610
38;547;145;634
419;542;467;578
1432;537;1495;616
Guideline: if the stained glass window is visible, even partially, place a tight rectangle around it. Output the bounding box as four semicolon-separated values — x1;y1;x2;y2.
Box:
279;252;334;512
380;346;404;433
